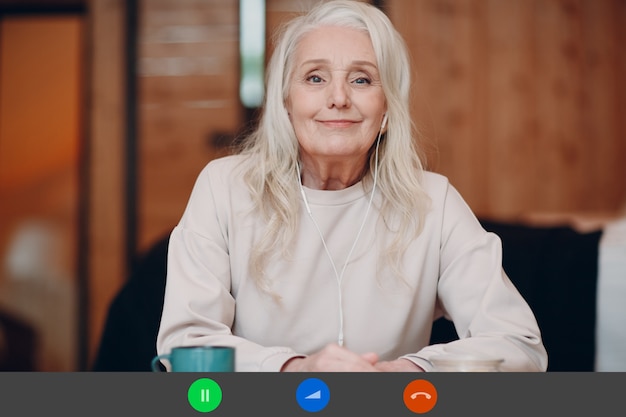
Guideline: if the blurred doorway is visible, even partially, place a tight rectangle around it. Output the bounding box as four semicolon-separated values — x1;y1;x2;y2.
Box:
0;11;84;371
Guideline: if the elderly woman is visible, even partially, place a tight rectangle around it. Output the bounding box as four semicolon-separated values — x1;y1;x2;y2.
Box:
156;0;548;372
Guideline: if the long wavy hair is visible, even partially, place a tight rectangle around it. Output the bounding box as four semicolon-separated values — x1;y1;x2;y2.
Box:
236;0;431;292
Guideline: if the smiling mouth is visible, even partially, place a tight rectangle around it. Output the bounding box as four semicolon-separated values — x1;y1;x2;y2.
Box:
319;120;359;128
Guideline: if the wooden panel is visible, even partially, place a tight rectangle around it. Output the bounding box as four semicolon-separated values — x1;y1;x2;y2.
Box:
86;0;127;367
485;0;537;217
534;0;583;211
389;0;626;219
579;0;626;210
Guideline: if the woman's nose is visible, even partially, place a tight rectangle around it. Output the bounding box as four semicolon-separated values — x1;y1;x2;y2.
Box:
326;80;351;108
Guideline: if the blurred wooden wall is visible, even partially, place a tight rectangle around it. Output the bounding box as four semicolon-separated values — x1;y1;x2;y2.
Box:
388;0;626;219
85;0;626;367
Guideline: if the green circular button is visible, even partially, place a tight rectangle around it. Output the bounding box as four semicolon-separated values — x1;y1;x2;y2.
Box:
188;378;223;413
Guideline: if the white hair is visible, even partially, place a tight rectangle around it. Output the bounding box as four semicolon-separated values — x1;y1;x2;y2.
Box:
237;0;431;290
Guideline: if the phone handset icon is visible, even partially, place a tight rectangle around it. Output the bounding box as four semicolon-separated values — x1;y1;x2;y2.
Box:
410;391;432;400
404;380;437;413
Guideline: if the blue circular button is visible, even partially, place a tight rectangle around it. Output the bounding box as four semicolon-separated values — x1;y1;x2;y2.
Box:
296;378;330;412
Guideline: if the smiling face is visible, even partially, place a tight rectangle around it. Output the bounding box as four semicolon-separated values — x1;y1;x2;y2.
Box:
286;25;386;180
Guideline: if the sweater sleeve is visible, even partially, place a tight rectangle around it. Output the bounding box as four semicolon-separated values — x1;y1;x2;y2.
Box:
155;163;302;371
403;182;548;372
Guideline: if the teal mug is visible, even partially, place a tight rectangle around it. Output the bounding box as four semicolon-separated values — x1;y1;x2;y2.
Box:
151;345;235;372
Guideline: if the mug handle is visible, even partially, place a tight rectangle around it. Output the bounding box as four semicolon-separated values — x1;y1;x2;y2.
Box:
151;354;169;372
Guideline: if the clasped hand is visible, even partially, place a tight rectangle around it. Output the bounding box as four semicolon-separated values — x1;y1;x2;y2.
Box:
281;343;423;372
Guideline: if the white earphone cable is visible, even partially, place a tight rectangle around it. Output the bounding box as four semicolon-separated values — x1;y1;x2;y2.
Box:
297;129;382;346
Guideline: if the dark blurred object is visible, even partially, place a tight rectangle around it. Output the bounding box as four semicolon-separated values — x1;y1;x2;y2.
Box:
91;234;169;371
431;220;603;372
0;309;37;371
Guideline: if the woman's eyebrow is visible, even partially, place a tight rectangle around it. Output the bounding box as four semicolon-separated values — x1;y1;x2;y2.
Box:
351;60;378;70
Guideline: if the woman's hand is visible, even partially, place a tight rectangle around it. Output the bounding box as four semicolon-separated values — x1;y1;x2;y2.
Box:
281;343;380;372
374;358;425;372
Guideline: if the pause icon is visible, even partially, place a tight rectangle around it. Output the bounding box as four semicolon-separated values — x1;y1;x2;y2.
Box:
200;388;210;403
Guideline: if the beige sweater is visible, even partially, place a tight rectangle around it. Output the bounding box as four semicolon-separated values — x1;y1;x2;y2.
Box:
156;155;547;372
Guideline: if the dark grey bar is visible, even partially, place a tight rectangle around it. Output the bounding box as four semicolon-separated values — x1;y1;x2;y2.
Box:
0;372;622;416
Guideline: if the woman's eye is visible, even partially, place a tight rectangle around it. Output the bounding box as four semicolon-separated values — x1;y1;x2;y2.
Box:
354;77;371;85
307;75;323;83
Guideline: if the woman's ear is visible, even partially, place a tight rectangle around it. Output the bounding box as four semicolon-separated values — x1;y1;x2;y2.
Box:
284;101;291;118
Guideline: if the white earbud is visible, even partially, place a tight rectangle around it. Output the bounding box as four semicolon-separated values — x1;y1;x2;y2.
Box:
381;113;388;130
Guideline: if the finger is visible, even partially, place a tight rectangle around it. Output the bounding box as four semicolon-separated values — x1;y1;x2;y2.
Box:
360;352;379;365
